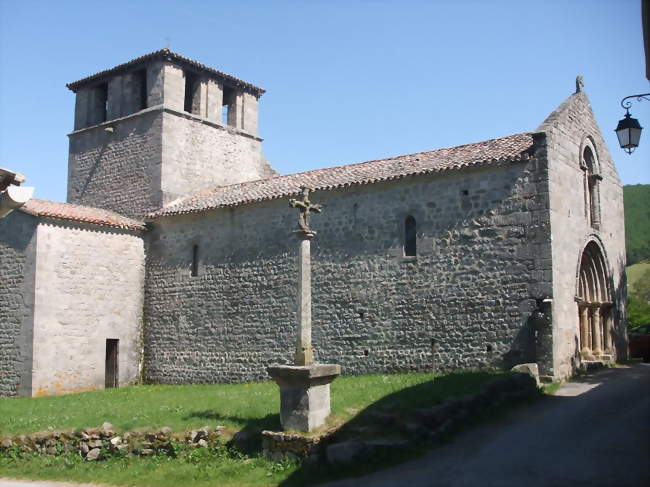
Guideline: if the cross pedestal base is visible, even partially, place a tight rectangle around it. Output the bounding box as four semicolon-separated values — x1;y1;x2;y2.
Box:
267;364;341;432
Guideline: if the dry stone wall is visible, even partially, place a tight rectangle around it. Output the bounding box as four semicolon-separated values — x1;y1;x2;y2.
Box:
144;154;552;384
0;211;37;396
0;423;225;460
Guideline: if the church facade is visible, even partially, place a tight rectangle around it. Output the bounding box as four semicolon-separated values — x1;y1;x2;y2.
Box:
0;50;627;397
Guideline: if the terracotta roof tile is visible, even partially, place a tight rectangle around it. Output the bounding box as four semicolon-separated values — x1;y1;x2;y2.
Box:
66;48;265;96
20;199;146;231
150;132;537;219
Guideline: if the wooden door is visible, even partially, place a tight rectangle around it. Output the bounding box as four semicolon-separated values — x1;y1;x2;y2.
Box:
105;339;119;388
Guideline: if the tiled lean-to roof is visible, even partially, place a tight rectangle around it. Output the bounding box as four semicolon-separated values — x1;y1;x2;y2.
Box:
150;132;537;219
20;199;146;231
66;48;265;96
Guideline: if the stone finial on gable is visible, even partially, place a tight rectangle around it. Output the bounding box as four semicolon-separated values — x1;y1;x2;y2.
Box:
575;75;585;93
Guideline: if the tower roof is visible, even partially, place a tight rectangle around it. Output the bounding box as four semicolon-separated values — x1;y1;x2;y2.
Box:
66;48;265;96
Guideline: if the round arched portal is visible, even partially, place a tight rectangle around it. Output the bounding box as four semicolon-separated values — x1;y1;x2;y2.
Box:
576;241;614;359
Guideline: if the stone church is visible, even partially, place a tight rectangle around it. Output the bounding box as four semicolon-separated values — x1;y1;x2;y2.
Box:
0;50;626;397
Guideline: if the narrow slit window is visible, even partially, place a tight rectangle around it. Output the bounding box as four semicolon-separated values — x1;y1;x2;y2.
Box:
134;69;148;111
404;216;417;256
191;244;199;277
105;339;119;388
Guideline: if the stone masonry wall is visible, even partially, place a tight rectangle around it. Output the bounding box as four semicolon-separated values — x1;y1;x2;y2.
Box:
144;156;552;384
540;90;627;379
30;220;145;396
67;109;164;219
160;110;274;207
0;211;37;396
67;106;275;219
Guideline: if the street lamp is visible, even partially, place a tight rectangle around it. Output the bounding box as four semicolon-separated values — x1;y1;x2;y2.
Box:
615;94;650;154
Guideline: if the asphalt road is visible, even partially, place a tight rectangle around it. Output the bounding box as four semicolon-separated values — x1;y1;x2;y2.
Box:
322;363;650;487
2;364;649;487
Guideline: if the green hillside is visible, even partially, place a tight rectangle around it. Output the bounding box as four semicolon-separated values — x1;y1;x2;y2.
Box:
627;262;650;291
624;184;650;265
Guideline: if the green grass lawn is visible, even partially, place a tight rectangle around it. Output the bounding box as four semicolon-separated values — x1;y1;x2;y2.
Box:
0;371;502;436
1;380;279;436
0;371;507;486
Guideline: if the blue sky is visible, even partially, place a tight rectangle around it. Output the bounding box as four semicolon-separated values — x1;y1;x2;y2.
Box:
0;0;648;203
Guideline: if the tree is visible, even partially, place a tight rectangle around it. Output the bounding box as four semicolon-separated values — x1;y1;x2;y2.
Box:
628;269;650;331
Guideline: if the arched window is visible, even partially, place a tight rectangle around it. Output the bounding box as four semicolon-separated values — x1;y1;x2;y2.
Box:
582;146;601;229
404;216;417;256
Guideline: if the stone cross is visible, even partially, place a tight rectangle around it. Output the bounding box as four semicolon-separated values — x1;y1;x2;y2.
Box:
289;186;322;235
267;187;340;432
289;187;322;365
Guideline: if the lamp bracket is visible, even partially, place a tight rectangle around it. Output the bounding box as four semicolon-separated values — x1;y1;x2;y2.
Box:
621;93;650;111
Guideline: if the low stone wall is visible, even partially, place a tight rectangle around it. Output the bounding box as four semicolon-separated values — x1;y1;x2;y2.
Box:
0;423;224;461
263;372;539;464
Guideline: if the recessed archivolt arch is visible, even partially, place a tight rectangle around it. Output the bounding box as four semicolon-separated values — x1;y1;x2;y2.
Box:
574;237;611;290
575;238;614;360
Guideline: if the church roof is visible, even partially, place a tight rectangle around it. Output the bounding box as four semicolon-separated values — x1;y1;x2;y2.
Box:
149;131;537;219
20;199;146;231
66;48;265;97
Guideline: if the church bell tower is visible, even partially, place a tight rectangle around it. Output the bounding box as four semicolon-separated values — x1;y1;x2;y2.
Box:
66;49;275;218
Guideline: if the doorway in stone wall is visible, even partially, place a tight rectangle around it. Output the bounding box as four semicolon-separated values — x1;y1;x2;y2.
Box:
105;339;119;388
576;241;614;361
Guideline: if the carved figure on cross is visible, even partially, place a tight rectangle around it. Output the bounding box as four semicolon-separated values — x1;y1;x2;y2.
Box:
289;186;322;235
